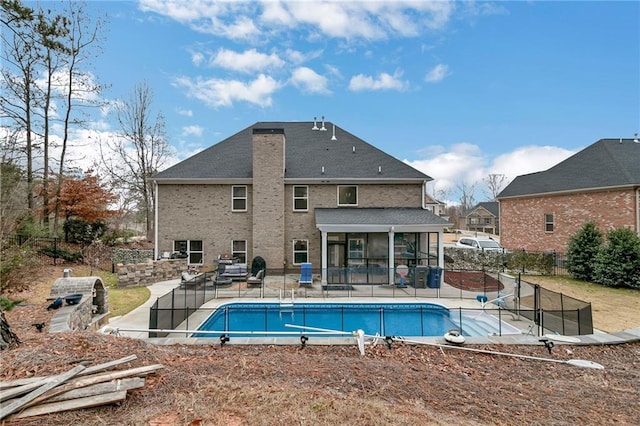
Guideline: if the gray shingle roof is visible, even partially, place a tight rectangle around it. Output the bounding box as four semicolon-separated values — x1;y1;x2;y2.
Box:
464;201;499;217
498;138;640;198
152;121;431;182
315;208;450;226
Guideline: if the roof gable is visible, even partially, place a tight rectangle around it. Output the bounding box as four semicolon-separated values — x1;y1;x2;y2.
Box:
498;138;640;198
153;121;431;182
464;201;499;217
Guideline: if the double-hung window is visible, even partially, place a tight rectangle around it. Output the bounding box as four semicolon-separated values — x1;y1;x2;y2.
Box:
232;186;247;211
338;185;357;206
292;239;308;264
545;213;554;232
232;240;247;263
293;186;308;211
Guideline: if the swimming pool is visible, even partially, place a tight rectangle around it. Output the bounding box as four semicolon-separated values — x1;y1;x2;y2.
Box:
193;302;519;339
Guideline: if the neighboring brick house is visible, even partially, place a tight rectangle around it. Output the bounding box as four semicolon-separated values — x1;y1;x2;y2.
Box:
458;202;499;235
497;138;640;252
151;120;450;285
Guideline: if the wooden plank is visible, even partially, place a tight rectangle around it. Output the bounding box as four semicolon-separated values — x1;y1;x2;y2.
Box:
47;377;145;403
0;354;138;390
81;355;138;376
0;365;86;420
24;364;163;409
1;379;50;403
10;390;128;419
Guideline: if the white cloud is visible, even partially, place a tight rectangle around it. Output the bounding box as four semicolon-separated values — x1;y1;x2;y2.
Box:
211;48;285;73
487;145;577;181
191;51;205;66
176;108;193;117
182;125;204;137
290;67;330;94
406;143;576;204
425;63;450;83
174;74;280;107
284;48;323;65
348;70;408;92
139;0;456;41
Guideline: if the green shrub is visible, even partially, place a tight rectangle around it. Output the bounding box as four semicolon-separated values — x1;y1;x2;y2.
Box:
40;246;83;262
63;219;106;245
0;296;21;311
566;221;603;281
593;228;640;289
506;250;554;275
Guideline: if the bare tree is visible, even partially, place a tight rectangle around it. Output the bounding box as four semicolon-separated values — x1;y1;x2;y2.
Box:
482;173;508;201
1;0;40;214
100;82;170;242
1;1;104;236
51;1;106;237
457;181;476;212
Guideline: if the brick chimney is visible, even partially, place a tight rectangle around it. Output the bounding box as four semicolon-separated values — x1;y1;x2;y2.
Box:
252;128;286;269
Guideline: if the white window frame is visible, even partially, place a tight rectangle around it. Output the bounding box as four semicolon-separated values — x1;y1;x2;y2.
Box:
232;240;247;263
232;186;247;212
348;238;365;259
545;213;554;233
337;185;358;206
293;185;308;212
292;239;308;265
173;239;204;265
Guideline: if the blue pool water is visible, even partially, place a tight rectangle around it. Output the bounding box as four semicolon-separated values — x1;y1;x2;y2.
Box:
193;302;492;338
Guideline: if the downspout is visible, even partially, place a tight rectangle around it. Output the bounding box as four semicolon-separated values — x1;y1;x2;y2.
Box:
154;180;159;260
636;188;640;237
422;180;427;209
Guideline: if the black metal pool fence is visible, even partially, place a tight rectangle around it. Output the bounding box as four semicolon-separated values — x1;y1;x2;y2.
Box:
148;268;593;338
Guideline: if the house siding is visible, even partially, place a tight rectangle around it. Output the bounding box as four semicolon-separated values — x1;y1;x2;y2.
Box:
156;184;253;265
500;188;637;252
157;181;424;268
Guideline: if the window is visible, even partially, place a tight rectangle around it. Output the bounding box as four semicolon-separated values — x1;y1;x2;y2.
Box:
292;239;308;264
232;186;247;211
232;240;247;263
173;240;203;264
293;186;308;211
338;185;357;206
484;217;492;225
470;217;479;224
348;238;365;259
545;213;554;232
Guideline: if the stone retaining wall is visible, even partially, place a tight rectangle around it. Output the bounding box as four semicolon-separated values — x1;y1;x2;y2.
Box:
117;259;187;288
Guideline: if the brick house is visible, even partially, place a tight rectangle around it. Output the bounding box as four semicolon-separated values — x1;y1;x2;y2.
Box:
458;201;499;235
151;120;450;285
497;138;640;252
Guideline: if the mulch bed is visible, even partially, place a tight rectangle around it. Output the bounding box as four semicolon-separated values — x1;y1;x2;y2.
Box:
444;270;504;292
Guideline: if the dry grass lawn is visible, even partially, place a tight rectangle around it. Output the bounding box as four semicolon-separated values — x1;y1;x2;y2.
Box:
522;275;640;333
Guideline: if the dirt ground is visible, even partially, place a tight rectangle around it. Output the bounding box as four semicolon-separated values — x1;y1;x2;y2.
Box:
2;265;639;425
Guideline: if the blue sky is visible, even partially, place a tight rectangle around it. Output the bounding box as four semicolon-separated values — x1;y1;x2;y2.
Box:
38;1;640;204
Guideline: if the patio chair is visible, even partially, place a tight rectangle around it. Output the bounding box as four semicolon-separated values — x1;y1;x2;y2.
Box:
247;269;264;287
299;263;313;286
180;271;207;289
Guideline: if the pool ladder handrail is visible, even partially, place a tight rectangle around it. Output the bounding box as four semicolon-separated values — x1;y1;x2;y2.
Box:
279;289;295;311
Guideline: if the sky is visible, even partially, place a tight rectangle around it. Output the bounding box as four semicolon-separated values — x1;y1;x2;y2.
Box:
22;0;640;205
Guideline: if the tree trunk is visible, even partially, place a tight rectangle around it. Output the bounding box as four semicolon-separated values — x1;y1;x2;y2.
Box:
0;308;21;350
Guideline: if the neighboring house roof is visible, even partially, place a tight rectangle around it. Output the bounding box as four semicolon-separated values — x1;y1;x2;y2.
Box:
315;208;450;228
153;121;432;183
464;201;499;217
498;138;640;198
424;193;446;206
